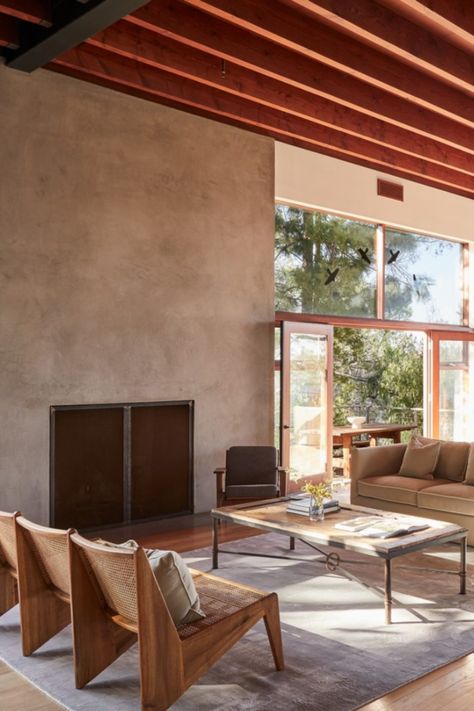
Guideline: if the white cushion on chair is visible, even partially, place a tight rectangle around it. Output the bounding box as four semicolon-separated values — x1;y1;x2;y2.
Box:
96;539;205;626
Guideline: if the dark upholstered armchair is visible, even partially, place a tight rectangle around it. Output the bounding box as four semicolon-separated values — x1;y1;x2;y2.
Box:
214;446;288;507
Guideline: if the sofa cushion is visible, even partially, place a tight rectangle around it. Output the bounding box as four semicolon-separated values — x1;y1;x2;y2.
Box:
225;484;278;499
418;483;474;517
399;436;440;480
416;436;469;482
464;444;474;486
358;475;448;506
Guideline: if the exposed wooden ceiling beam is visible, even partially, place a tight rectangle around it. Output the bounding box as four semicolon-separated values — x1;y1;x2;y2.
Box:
0;0;51;27
51;45;474;198
0;14;19;47
127;2;474;152
378;0;474;54
282;0;474;93
179;0;474;107
88;21;473;176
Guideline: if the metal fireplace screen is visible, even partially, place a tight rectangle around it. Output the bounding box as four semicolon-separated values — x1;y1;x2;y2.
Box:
50;400;194;529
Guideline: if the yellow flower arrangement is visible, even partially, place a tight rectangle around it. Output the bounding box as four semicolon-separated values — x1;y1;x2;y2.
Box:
302;480;332;507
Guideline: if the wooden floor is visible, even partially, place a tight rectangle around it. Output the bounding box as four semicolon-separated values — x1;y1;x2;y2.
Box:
2;513;474;710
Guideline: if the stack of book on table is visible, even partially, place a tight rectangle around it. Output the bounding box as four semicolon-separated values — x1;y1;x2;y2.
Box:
287;494;340;516
335;516;429;538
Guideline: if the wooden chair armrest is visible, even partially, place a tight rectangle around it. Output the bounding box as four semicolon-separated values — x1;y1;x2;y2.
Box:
214;468;225;507
277;467;288;497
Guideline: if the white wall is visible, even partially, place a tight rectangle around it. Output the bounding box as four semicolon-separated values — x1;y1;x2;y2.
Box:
276;142;473;242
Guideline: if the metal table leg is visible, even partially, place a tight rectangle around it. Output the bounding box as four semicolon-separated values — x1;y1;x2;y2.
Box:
460;535;467;595
212;516;219;569
384;559;392;624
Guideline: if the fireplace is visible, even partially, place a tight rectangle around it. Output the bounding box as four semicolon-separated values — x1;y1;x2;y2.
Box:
50;400;194;529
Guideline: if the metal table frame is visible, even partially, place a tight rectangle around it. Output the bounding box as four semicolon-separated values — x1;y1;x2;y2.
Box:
211;504;467;624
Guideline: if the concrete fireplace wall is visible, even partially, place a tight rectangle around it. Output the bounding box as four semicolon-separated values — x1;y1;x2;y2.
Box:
0;64;275;523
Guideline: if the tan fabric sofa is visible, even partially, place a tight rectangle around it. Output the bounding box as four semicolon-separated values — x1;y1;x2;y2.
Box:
351;442;474;544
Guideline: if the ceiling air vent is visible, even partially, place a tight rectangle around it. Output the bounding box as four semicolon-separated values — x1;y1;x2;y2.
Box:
377;179;404;201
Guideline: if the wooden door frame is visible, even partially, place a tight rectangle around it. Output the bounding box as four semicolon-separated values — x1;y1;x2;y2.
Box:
428;331;474;438
280;321;333;480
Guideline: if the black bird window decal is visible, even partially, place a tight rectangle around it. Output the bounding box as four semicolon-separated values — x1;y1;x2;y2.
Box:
358;247;371;264
387;249;400;264
413;274;421;297
324;267;339;285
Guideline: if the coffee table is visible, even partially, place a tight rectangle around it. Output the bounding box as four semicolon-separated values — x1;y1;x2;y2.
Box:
211;500;468;624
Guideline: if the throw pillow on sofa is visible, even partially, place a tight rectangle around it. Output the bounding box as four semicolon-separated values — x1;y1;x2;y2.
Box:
415;436;469;482
95;538;205;626
399;436;440;480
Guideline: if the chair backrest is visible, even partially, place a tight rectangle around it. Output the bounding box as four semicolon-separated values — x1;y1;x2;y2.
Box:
0;511;19;572
71;535;139;624
16;517;71;596
226;446;278;486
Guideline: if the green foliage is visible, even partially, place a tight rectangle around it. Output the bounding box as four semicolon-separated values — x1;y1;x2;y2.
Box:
275;206;377;316
333;328;423;427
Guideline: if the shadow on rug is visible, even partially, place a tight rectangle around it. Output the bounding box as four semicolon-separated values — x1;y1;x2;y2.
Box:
1;533;474;711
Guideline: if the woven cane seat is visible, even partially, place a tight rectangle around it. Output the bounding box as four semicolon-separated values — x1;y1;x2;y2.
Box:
177;571;265;639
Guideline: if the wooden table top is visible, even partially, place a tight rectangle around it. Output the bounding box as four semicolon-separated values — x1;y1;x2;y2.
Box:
212;499;466;560
332;422;417;437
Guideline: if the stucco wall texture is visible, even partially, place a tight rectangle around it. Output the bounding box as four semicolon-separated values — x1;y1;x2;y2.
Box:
0;64;275;523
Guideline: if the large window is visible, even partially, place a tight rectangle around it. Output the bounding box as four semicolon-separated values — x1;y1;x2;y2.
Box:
385;229;464;324
275;206;377;318
276;204;466;326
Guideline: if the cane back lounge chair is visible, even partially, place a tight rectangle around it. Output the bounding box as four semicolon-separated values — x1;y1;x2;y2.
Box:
15;516;73;656
0;510;20;616
69;532;284;711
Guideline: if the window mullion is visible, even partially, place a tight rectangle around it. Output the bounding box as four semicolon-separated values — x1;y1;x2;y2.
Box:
376;224;385;319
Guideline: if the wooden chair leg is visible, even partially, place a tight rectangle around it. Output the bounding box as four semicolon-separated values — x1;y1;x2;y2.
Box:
0;569;17;615
16;528;70;656
263;594;284;671
136;551;185;711
69;541;136;689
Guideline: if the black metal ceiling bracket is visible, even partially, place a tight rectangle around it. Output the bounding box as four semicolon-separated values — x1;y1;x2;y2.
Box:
6;0;150;73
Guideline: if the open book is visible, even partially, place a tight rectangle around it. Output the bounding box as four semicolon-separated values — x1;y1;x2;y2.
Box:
335;516;429;538
335;516;382;533
357;519;429;538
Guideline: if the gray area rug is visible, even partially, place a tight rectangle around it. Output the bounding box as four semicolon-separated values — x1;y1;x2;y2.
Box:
2;533;474;711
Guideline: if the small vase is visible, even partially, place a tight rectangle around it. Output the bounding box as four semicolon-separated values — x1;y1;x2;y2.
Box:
309;497;325;522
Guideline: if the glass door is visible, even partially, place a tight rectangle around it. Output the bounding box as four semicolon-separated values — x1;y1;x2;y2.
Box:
280;322;333;485
429;332;474;440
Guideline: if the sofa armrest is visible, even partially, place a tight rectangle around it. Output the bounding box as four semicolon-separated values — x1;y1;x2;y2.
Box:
351;444;407;501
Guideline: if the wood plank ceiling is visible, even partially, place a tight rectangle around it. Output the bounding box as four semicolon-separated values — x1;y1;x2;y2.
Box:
1;0;473;199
